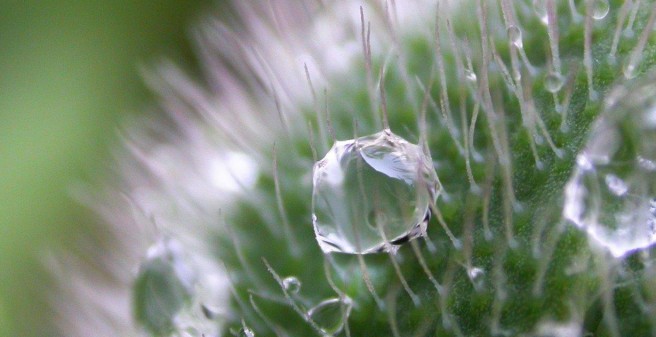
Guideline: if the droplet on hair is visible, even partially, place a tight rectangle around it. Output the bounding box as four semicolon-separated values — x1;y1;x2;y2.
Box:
282;276;301;294
533;0;549;24
545;72;564;93
592;0;610;20
307;297;353;336
563;75;656;257
312;130;440;254
507;25;523;49
465;69;478;82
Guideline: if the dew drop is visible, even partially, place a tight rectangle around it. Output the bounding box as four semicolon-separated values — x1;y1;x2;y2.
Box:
533;0;549;24
467;266;485;290
312;130;441;254
604;174;628;196
624;61;637;79
134;238;193;335
544;72;564;93
239;327;255;337
465;69;477;82
307;297;352;336
282;276;301;294
592;0;610;20
507;25;523;49
563;74;656;257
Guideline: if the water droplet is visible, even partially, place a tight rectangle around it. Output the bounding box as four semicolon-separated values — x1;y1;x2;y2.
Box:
307;297;353;335
134;239;193;335
545;72;564;93
282;276;301;294
239;327;255;337
507;25;523;49
533;0;549;24
465;69;477;82
592;0;610;20
638;156;656;171
563;74;656;257
604;174;628;196
624;61;638;79
534;318;583;337
467;266;485;290
312;130;440;254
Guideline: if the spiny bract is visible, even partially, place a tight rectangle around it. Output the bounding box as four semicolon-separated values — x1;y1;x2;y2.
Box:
62;0;656;336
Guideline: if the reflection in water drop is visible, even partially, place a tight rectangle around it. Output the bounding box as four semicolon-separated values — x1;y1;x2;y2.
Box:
534;318;582;337
307;297;353;336
604;174;628;196
312;129;440;254
465;69;477;82
239;327;255;337
134;238;194;335
507;25;523;49
563;73;656;257
545;72;564;93
282;276;302;294
592;0;610;20
533;0;549;24
467;266;485;290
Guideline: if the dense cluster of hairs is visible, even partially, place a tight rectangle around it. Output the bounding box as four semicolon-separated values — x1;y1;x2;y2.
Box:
57;0;656;336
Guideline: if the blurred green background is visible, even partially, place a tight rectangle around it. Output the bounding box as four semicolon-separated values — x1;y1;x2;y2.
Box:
0;1;212;335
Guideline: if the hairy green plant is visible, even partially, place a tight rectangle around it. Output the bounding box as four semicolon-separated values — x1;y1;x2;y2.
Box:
66;0;656;336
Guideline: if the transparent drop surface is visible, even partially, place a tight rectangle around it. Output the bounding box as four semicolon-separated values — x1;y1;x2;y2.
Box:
312;129;440;254
465;69;477;82
545;72;564;93
592;0;610;20
134;239;193;335
282;276;301;294
533;0;549;24
507;25;523;49
239;327;255;337
564;74;656;257
307;297;353;336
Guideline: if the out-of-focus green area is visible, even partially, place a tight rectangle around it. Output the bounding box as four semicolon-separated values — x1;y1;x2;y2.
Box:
0;1;210;335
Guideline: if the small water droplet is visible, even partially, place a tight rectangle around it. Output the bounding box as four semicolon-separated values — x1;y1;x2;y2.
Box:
282;276;301;294
507;25;523;49
563;74;656;257
134;238;194;335
465;69;477;82
592;0;610;20
545;72;564;93
624;61;637;79
467;266;485;290
638;156;656;171
307;297;353;336
533;0;549;24
604;174;628;196
312;130;441;254
239;327;255;337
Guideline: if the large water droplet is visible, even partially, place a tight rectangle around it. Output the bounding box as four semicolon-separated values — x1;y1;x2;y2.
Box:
312;129;440;254
545;72;564;93
533;0;549;24
563;74;656;257
282;276;301;294
507;25;523;49
307;297;353;336
592;0;610;20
